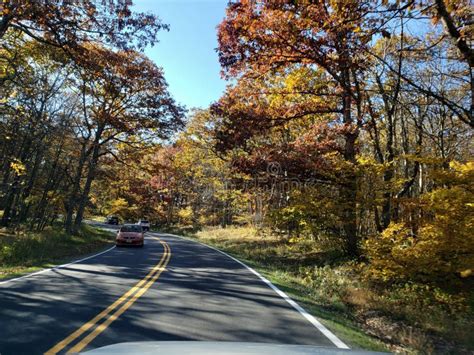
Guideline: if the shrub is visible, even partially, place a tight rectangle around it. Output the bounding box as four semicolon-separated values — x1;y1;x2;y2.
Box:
365;161;474;283
177;206;193;225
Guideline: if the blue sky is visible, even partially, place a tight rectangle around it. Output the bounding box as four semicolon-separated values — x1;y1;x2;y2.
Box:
133;0;229;110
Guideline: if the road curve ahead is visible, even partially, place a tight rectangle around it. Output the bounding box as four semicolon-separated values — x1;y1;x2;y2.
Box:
0;225;345;354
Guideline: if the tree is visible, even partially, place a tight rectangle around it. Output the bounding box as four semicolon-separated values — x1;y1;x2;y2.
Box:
0;35;75;227
0;0;164;51
365;161;474;282
66;44;185;233
0;33;185;233
217;0;377;256
367;0;473;128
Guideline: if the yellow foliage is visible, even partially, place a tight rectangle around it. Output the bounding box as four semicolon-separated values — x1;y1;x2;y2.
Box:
365;161;474;282
106;198;132;219
177;206;193;225
10;159;26;176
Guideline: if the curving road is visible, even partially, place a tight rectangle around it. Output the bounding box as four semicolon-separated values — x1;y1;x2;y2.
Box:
0;223;347;354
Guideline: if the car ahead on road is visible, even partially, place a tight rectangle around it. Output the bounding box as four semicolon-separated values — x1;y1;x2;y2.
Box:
116;224;144;247
136;219;150;231
105;216;119;225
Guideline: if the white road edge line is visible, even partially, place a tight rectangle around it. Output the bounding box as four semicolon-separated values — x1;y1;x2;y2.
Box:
0;245;116;286
157;232;350;350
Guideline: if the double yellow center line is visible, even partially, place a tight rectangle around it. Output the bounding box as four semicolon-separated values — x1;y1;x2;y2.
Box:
46;237;171;354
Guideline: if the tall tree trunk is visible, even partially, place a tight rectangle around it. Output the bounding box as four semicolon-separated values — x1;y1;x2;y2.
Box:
73;123;105;233
341;82;359;257
64;141;89;233
18;144;44;223
381;113;395;229
0;135;32;226
33;141;65;229
393;106;424;221
0;179;19;227
0;13;13;42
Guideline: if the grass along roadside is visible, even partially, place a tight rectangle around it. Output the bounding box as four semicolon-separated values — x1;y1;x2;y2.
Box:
160;225;473;354
0;224;115;280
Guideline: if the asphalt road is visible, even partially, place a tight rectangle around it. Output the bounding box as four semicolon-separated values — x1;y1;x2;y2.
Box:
0;223;345;354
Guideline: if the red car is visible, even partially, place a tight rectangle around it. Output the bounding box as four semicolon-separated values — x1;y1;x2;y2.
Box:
116;224;144;247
